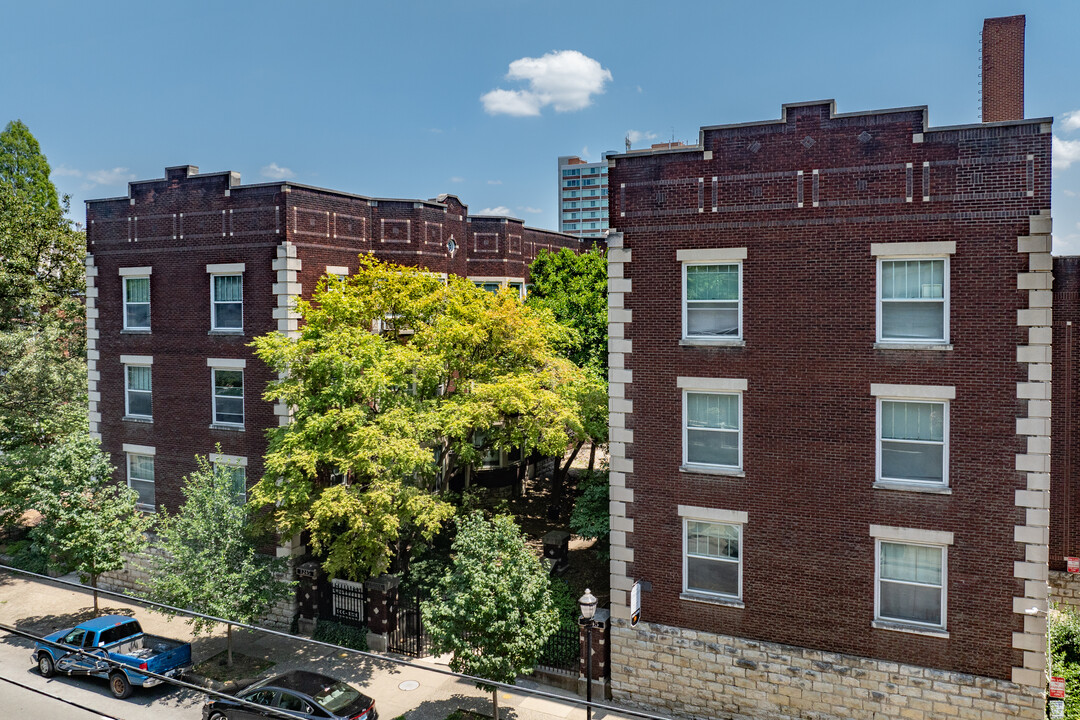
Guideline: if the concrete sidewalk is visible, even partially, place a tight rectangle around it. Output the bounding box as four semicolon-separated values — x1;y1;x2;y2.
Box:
0;569;642;720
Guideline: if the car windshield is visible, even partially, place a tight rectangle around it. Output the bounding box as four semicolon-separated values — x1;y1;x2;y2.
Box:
312;680;362;713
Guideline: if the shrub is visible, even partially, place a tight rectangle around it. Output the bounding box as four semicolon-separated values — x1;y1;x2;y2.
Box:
1049;606;1080;719
313;620;369;652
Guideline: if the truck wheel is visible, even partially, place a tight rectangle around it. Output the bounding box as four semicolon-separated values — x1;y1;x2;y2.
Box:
36;653;55;678
109;672;132;699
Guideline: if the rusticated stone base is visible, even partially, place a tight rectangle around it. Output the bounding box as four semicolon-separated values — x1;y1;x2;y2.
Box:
610;620;1043;720
1050;571;1080;613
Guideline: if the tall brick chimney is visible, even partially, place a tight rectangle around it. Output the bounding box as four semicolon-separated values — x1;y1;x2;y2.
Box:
981;15;1025;122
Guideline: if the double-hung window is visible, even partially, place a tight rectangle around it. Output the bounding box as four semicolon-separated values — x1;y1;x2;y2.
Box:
678;248;746;343
871;525;953;633
208;359;245;427
679;377;746;473
873;243;955;346
212;453;248;502
121;355;153;420
680;506;746;603
207;264;245;331
120;268;152;331
124;444;156;511
872;384;953;488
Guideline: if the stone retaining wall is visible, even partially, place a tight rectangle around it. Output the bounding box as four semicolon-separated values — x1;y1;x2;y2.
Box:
98;546;298;631
1050;570;1080;612
610;620;1044;720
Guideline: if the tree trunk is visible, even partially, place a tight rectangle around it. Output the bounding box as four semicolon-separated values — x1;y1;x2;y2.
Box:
492;688;499;720
587;442;597;475
227;623;233;667
91;574;99;616
549;441;585;522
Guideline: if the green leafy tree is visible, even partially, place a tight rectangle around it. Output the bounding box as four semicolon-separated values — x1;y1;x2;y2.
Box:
4;434;150;613
146;454;292;665
0;120;60;213
251;256;605;582
569;471;610;547
422;513;558;719
527;246;607;375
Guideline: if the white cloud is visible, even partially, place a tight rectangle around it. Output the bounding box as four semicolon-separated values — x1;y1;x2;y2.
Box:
487;180;502;185
450;176;465;183
1054;136;1080;170
1066;189;1078;197
518;206;542;214
478;206;513;216
429;128;443;134
481;50;612;117
261;163;294;180
1063;110;1080;132
627;130;658;146
1053;231;1080;255
54;165;83;177
636;85;643;94
581;146;590;160
54;165;136;189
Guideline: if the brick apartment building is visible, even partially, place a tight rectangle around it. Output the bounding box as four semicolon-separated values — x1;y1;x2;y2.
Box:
605;15;1056;719
84;167;579;530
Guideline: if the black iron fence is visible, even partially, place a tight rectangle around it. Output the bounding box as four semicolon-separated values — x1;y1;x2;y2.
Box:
328;578;366;628
387;590;431;657
537;622;579;673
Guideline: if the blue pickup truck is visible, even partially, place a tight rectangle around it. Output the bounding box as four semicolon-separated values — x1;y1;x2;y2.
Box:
32;614;192;699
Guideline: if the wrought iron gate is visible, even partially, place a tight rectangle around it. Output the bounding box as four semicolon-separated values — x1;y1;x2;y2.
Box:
328;578;366;627
386;590;431;657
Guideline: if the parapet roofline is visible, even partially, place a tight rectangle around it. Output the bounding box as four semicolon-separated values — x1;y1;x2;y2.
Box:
608;100;1054;160
86;173;453;211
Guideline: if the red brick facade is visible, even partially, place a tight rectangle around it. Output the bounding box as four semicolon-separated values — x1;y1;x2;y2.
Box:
86;165;578;513
982;15;1025;123
607;98;1052;692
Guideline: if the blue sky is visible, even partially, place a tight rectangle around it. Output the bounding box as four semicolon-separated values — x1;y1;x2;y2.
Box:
3;1;1078;250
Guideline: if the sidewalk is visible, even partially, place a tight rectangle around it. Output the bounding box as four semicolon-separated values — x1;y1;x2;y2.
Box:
0;570;641;720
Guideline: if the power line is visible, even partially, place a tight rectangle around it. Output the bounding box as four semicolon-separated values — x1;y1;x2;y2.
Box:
0;673;128;720
0;564;674;720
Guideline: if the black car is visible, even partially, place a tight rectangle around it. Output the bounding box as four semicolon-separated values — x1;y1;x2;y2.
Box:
203;670;378;720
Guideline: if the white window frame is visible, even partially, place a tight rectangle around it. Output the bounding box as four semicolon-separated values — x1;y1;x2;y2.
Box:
678;248;747;344
207;264;245;332
872;243;955;346
119;268;152;331
871;384;953;489
121;355;153;420
679;506;747;604
211;453;248;502
870;525;953;634
679;377;747;474
208;359;246;428
123;444;156;513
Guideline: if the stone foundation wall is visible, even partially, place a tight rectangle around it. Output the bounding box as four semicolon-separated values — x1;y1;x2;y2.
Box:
1050;570;1080;612
98;546;298;631
610;620;1044;720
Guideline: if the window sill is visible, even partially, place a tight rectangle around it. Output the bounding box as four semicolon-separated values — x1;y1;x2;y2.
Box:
679;338;745;348
874;342;953;351
871;620;949;639
873;481;952;495
120;329;152;335
135;504;157;514
122;416;153;424
680;592;744;609
209;423;245;432
208;329;245;336
679;465;745;478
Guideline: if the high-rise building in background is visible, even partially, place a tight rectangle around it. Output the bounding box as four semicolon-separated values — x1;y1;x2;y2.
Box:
557;152;615;238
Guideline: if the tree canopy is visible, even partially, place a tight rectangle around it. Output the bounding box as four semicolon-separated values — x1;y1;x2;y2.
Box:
146;454;291;665
1;434;150;613
527;246;607;376
251;256;606;581
0;120;60;214
422;512;558;719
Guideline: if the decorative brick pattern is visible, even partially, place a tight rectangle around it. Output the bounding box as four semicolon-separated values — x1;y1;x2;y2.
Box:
610;621;1044;720
86;254;100;440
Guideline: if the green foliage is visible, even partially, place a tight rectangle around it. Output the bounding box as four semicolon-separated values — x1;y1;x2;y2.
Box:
569;471;610;542
0;120;60;213
422;512;558;704
1050;606;1080;719
312;620;369;652
527;247;607;375
2;434;149;588
251;256;605;581
146;453;292;636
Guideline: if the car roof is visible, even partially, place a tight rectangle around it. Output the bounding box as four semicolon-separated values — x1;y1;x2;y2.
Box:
265;670;347;695
78;615;138;632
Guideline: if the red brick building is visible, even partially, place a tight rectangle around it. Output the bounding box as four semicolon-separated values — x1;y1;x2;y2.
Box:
85;166;579;525
605;16;1054;719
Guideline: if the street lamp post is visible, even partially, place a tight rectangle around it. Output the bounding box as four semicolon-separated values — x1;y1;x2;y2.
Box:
578;588;598;720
